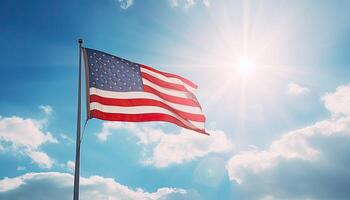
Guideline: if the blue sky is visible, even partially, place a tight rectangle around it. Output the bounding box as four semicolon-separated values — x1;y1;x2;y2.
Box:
1;0;350;199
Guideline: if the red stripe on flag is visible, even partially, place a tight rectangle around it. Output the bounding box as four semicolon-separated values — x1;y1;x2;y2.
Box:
90;95;206;122
90;110;208;135
143;85;201;108
141;72;189;92
140;64;198;89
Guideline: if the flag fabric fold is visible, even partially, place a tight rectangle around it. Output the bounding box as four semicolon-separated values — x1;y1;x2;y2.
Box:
82;48;207;135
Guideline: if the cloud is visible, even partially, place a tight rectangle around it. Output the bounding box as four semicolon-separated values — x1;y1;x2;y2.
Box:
322;84;350;116
169;0;210;9
16;166;26;171
60;134;75;144
202;0;210;7
27;151;55;169
226;84;350;199
227;117;350;184
0;116;57;168
287;82;309;95
115;0;209;10
66;160;75;172
0;172;195;200
39;105;53;115
145;128;232;167
96;121;131;142
96;122;232;167
116;0;134;9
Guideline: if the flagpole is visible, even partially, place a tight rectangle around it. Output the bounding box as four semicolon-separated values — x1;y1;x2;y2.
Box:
73;38;83;200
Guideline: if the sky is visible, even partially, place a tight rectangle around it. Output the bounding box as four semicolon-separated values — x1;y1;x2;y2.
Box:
1;0;350;199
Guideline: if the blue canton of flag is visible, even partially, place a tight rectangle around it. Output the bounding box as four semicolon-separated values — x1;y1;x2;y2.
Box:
84;48;144;92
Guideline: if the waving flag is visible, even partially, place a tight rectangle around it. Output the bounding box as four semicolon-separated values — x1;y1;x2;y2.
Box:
82;48;207;135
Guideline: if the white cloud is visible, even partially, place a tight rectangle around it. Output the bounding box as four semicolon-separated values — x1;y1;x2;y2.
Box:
227;84;350;183
97;122;165;145
185;0;195;8
226;84;350;199
202;0;210;7
322;84;350;116
227;117;350;184
115;0;209;9
0;172;194;200
145;128;232;167
0;177;23;193
169;0;210;9
169;0;179;7
0;116;57;168
27;151;55;168
0;116;57;148
96;122;130;142
116;0;134;9
39;105;53;115
60;133;75;144
16;166;26;171
66;160;75;172
287;82;309;95
96;122;232;167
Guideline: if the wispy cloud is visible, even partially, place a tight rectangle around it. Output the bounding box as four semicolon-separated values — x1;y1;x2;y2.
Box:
60;134;75;144
169;0;210;9
16;166;26;171
65;160;75;172
202;0;210;7
39;105;53;115
96;122;232;167
286;82;309;95
0;172;195;200
115;0;209;10
27;151;55;169
116;0;134;9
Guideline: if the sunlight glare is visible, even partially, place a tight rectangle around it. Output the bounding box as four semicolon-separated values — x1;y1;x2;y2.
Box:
236;57;256;76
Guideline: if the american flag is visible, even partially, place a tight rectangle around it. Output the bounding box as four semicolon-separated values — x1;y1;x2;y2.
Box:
82;48;207;135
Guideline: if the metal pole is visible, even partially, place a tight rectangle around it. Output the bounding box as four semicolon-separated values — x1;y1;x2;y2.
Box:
73;38;83;200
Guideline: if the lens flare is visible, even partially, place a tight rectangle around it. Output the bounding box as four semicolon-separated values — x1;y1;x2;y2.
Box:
236;57;256;76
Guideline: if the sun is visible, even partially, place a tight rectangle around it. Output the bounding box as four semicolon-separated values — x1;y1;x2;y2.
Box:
236;57;256;77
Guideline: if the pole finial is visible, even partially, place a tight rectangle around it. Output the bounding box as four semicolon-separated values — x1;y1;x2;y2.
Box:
78;38;83;44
